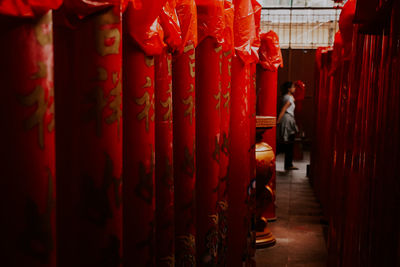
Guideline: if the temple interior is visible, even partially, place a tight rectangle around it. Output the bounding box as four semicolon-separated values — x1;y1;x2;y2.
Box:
0;0;399;266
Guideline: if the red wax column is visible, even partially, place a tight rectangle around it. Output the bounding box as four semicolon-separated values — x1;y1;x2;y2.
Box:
256;67;278;220
0;12;56;267
123;44;156;266
218;49;232;266
227;55;251;266
195;37;222;265
154;49;175;266
172;43;197;266
54;7;123;267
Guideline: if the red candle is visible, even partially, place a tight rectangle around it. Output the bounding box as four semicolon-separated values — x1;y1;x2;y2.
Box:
0;11;56;267
53;6;123;267
154;49;175;266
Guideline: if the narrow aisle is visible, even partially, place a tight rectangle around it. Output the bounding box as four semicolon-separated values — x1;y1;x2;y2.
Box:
255;152;328;267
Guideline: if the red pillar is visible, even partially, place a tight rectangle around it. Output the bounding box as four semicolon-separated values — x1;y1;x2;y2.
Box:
53;6;123;267
154;49;175;266
172;42;197;265
0;11;56;267
195;37;222;265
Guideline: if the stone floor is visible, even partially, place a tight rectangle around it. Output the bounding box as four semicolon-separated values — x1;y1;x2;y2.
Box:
255;152;328;267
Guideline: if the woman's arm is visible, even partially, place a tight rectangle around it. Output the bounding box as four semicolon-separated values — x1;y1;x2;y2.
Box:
277;101;291;124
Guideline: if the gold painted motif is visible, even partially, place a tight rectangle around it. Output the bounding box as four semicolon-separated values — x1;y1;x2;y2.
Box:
184;44;196;78
223;90;230;109
135;145;155;204
34;12;52;46
85;86;108;137
161;255;175;267
212;136;220;164
145;56;154;67
223;51;232;57
31;62;47;79
167;56;172;76
97;67;108;81
221;132;229;156
95;10;121;56
136;92;153;132
161;96;172;122
48;87;55;132
182;84;194;124
214;91;221;110
142;76;152;88
105;72;122;137
20;86;47;149
228;58;232;76
183;144;195;178
214;46;222;53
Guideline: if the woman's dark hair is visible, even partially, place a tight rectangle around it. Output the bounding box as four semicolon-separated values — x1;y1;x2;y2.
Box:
280;81;293;95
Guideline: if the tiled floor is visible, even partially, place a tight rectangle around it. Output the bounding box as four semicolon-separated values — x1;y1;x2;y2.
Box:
255;152;328;267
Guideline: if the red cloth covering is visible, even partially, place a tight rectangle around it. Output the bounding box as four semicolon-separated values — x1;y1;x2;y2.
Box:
159;0;182;51
175;0;198;51
124;0;166;55
233;0;259;65
0;0;62;17
258;31;283;71
195;0;225;44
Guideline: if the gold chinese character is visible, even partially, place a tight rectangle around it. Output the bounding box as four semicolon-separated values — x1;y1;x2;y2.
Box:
223;90;230;109
145;56;154;67
227;58;232;76
84;86;108;137
31;61;47;79
214;46;222;53
182;95;194;125
106;72;122;137
136;92;152;132
20;86;47;149
161;96;172;122
184;44;196;78
214;91;221;110
212;136;220;164
34;12;52;46
95;10;121;56
167;56;172;76
135;145;155;204
142;76;152;88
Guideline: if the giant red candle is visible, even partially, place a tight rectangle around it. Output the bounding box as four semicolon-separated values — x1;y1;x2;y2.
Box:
0;9;58;267
54;5;123;267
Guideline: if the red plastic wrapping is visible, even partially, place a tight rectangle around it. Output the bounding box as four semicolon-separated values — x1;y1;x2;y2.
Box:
233;0;259;65
195;0;225;44
0;11;56;267
0;0;62;17
61;0;119;19
53;6;123;267
175;0;198;52
124;0;166;55
258;31;283;71
154;49;175;267
172;43;197;266
227;55;252;266
222;0;234;52
195;37;222;265
159;0;182;51
217;49;232;266
123;47;156;266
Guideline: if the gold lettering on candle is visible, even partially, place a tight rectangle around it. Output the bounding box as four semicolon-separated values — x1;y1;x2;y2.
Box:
142;76;152;88
34;12;52;46
106;72;122;137
214;92;221;110
95;10;121;56
135;145;155;204
223;91;230;109
31;62;47;79
145;56;154;67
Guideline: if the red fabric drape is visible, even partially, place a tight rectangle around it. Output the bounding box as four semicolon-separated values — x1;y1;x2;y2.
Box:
54;4;123;266
0;11;56;267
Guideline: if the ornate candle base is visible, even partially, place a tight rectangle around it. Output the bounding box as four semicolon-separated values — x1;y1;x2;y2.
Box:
255;116;277;249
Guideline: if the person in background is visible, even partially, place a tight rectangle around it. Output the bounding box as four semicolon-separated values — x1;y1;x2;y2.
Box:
277;81;299;170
